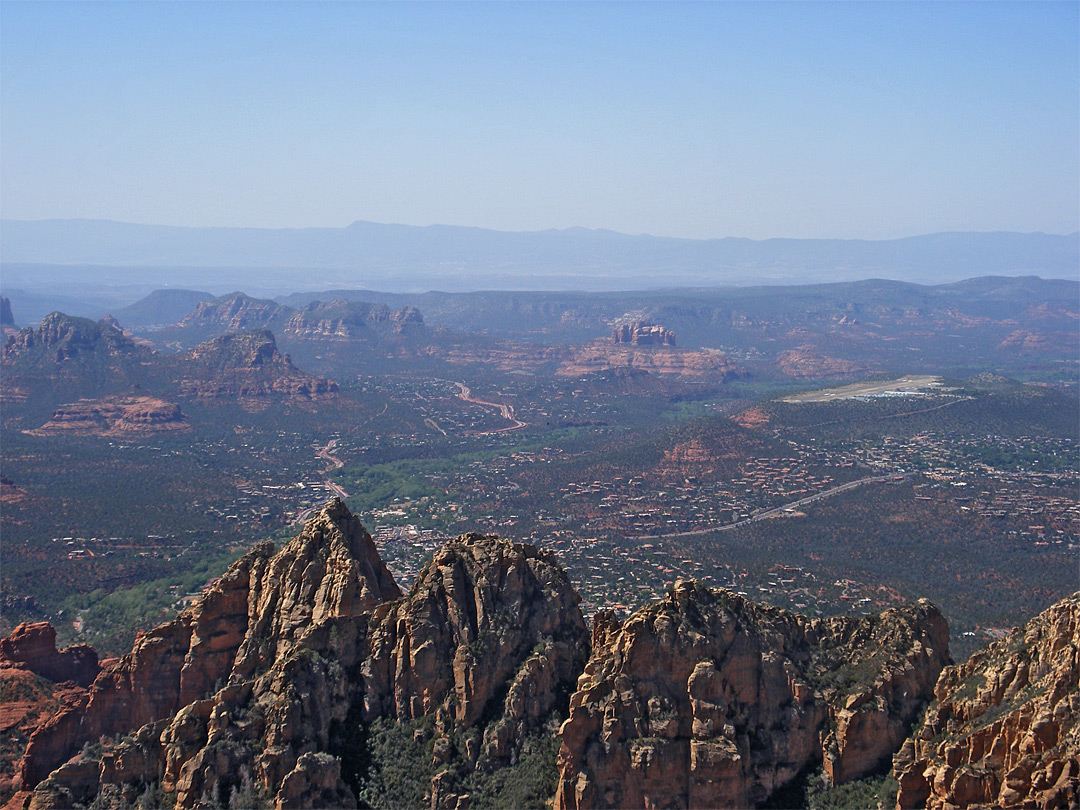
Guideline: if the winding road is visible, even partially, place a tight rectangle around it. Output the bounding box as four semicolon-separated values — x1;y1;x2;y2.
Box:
455;382;528;433
315;439;350;499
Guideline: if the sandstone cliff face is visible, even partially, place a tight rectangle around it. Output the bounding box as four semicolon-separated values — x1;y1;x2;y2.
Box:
554;582;949;810
0;623;98;688
894;592;1079;810
0;667;87;808
18;501;588;810
613;322;676;347
18;543;277;793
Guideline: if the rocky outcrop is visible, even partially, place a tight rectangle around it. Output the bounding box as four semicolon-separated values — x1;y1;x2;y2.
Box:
18;543;278;791
27;396;188;437
894;592;1079;810
283;300;377;341
996;328;1052;353
1;297;13;327
17;501;588;810
659;439;717;478
179;330;338;408
613;322;676;347
283;300;425;341
776;345;864;379
0;668;87;808
18;500;399;807
1;313;142;368
0;623;98;687
359;533;589;755
554;582;949;810
177;292;289;334
0;475;31;504
558;343;738;379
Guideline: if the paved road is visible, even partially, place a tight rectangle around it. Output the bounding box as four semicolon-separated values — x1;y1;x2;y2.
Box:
456;382;527;433
294;440;351;523
628;472;912;540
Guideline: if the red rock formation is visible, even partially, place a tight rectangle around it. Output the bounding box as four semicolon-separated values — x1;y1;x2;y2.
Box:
554;582;949;810
177;292;288;334
613;322;677;347
0;624;98;688
179;330;338;409
0;475;31;505
894;592;1079;810
17;546;273;791
360;533;588;759
731;406;770;429
659;439;716;477
1;313;141;367
1;662;90;807
27;396;188;437
18;501;588;810
558;342;737;379
996;328;1052;353
776;345;864;379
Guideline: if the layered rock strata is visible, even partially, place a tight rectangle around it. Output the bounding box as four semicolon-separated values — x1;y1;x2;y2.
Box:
557;343;737;379
27;396;188;436
554;581;950;809
0;623;98;687
894;592;1079;810
612;322;676;347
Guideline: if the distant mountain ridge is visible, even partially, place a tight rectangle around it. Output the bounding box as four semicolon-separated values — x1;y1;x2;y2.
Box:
2;219;1076;290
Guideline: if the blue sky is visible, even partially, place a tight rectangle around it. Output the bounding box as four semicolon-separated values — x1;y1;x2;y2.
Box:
1;1;1077;240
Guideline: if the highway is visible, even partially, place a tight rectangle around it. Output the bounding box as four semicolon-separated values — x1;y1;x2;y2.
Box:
630;472;912;540
293;440;351;523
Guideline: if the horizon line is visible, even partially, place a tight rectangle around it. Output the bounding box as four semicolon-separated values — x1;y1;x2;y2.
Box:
2;216;1077;244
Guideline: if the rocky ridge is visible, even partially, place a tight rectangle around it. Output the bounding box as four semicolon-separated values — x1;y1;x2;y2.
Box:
283;300;423;341
8;500;1074;810
894;592;1079;809
0;314;341;417
178;292;290;336
553;582;949;809
14;501;588;810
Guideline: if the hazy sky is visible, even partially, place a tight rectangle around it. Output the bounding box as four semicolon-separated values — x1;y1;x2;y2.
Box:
2;1;1077;240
